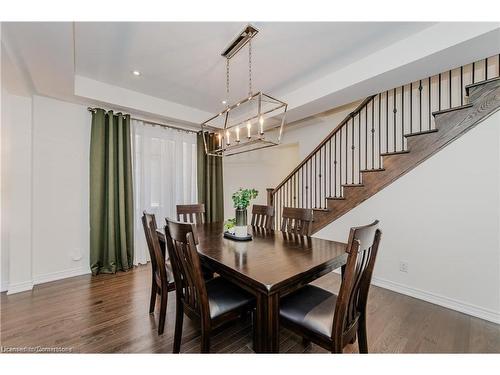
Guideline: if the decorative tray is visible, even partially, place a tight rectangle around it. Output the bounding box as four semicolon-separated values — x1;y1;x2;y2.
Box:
223;231;253;241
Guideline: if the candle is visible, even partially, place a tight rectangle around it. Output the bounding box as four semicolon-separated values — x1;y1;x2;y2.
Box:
247;122;251;138
235;127;240;142
217;133;222;148
259;116;264;135
226;130;230;145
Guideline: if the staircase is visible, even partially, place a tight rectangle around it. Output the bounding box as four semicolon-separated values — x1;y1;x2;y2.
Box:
269;55;500;234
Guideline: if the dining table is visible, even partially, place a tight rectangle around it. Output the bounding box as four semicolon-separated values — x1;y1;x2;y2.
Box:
157;221;348;353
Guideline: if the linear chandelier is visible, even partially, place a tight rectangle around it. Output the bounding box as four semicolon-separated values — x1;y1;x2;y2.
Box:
201;25;288;157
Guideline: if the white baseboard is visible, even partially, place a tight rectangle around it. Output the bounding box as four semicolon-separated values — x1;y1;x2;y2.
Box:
330;269;499;323
1;280;9;293
33;266;91;285
4;267;91;295
6;280;34;295
370;276;500;324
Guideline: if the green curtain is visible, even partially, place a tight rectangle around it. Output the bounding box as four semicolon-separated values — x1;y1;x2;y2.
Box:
90;109;134;275
197;132;224;222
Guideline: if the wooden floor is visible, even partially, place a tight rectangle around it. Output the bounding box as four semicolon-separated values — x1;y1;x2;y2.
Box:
1;265;499;353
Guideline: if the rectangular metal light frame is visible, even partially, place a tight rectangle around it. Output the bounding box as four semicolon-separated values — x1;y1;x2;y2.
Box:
201;91;288;157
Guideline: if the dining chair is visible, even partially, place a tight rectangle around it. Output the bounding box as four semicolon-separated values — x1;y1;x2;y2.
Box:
141;212;175;335
280;207;313;236
176;203;205;224
165;219;254;353
279;220;382;353
251;204;275;230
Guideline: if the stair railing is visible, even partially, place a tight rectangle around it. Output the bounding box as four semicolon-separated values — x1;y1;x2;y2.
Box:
270;54;500;230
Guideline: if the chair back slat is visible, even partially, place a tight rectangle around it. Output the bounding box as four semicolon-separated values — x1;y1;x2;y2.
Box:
332;220;382;343
251;204;275;230
280;207;313;236
141;211;169;287
176;204;205;224
165;219;209;318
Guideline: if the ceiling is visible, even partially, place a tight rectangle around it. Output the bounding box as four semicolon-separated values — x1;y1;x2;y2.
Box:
74;22;435;113
2;22;499;127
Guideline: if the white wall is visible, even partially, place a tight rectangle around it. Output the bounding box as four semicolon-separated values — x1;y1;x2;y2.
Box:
1;92;34;293
223;143;299;219
1;89;91;293
316;111;500;323
31;95;90;283
222;102;358;217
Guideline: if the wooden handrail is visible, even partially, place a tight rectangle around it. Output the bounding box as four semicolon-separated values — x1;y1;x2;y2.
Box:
272;95;376;194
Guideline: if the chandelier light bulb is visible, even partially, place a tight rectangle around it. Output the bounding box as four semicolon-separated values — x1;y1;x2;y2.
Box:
247;122;251;138
226;130;231;145
259;116;264;135
235;127;240;142
217;133;222;148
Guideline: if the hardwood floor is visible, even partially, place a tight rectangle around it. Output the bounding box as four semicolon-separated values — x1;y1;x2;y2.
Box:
1;265;499;353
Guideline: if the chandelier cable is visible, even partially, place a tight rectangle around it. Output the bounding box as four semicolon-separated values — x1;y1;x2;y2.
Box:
226;58;230;106
248;38;252;96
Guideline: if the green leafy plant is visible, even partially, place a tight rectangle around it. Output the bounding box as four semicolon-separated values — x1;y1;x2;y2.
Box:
231;188;258;210
224;218;236;232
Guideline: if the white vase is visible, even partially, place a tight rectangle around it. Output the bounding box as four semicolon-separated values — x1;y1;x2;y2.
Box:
234;225;248;237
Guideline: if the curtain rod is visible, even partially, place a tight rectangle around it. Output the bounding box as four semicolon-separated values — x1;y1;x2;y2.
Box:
87;107;199;134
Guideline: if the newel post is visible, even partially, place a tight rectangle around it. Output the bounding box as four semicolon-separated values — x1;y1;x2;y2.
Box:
266;188;274;207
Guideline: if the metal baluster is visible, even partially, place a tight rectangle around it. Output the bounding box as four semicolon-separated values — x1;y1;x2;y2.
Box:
334;134;337;197
386;91;389;153
460;66;463;106
324;146;327;207
318;147;322;208
378;94;381;167
393;88;397;151
438;73;441;110
449;70;452;109
339;127;342;195
365;104;368;170
357;115;360;180
419;80;423;132
485;57;488;80
428;77;431;130
329;138;332;198
345;122;348;185
401;85;404;150
472;62;475;83
352;117;355;184
372;98;375;169
410;83;413;134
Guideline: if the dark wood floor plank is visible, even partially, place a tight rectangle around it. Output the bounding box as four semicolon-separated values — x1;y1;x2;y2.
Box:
1;265;499;353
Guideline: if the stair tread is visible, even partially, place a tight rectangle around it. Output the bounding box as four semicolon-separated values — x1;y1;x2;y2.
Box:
380;150;410;156
465;77;500;95
432;103;473;117
360;168;385;173
343;183;364;187
313;208;330;212
404;129;438;137
326;196;345;200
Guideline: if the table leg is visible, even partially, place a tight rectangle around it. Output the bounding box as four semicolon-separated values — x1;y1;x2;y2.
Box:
254;292;280;353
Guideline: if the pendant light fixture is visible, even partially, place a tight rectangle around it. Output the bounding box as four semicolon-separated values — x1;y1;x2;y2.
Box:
201;24;288;157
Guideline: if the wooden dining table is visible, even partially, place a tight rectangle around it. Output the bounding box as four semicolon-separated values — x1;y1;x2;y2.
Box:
157;222;348;353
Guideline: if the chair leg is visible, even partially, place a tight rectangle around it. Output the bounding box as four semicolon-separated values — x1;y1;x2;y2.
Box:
201;330;211;353
357;315;368;354
149;281;157;314
173;302;184;353
158;290;168;335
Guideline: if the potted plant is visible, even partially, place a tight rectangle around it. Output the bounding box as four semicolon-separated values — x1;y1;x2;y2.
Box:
231;188;258;237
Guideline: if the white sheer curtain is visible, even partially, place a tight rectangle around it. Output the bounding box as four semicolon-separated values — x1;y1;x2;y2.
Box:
132;119;198;265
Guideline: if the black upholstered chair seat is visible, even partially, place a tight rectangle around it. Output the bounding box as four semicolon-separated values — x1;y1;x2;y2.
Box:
206;277;254;319
280;285;337;337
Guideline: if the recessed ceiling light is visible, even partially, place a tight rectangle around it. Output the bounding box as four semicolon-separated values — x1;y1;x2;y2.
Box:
132;70;141;76
222;100;227;105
